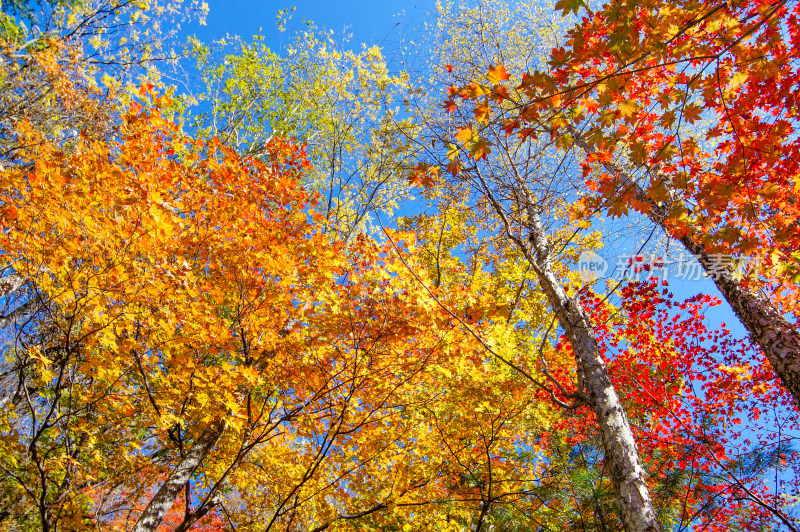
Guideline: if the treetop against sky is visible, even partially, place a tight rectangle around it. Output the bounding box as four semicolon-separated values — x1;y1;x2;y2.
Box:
182;0;432;69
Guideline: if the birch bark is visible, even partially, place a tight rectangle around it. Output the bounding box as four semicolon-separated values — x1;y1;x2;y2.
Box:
475;170;662;532
522;202;662;532
131;420;226;532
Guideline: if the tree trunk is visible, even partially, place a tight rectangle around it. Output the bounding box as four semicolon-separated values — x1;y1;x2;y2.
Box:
132;420;226;532
678;235;800;408
570;129;800;409
522;200;662;532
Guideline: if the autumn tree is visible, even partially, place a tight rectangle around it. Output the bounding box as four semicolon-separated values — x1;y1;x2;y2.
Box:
182;18;419;241
406;1;800;530
448;0;800;408
398;3;664;530
0;13;559;529
0;78;567;531
3;2;798;531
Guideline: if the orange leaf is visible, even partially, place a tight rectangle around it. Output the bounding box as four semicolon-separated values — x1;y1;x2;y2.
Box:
487;64;510;84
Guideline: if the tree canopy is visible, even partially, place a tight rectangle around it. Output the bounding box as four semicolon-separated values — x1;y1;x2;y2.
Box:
0;1;799;531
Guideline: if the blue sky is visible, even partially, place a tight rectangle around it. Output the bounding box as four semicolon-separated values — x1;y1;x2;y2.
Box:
187;0;434;51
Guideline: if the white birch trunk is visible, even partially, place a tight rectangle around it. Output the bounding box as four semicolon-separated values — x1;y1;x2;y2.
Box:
522;200;662;532
131;420;226;532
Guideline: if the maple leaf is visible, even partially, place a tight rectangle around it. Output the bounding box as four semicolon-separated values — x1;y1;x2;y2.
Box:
456;127;475;144
487;64;510;84
554;0;585;15
408;163;440;188
470;137;493;160
681;103;703;124
617;99;639;118
473;102;491;123
550;46;569;65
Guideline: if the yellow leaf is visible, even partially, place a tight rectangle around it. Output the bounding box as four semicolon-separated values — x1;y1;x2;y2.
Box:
456;127;474;144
